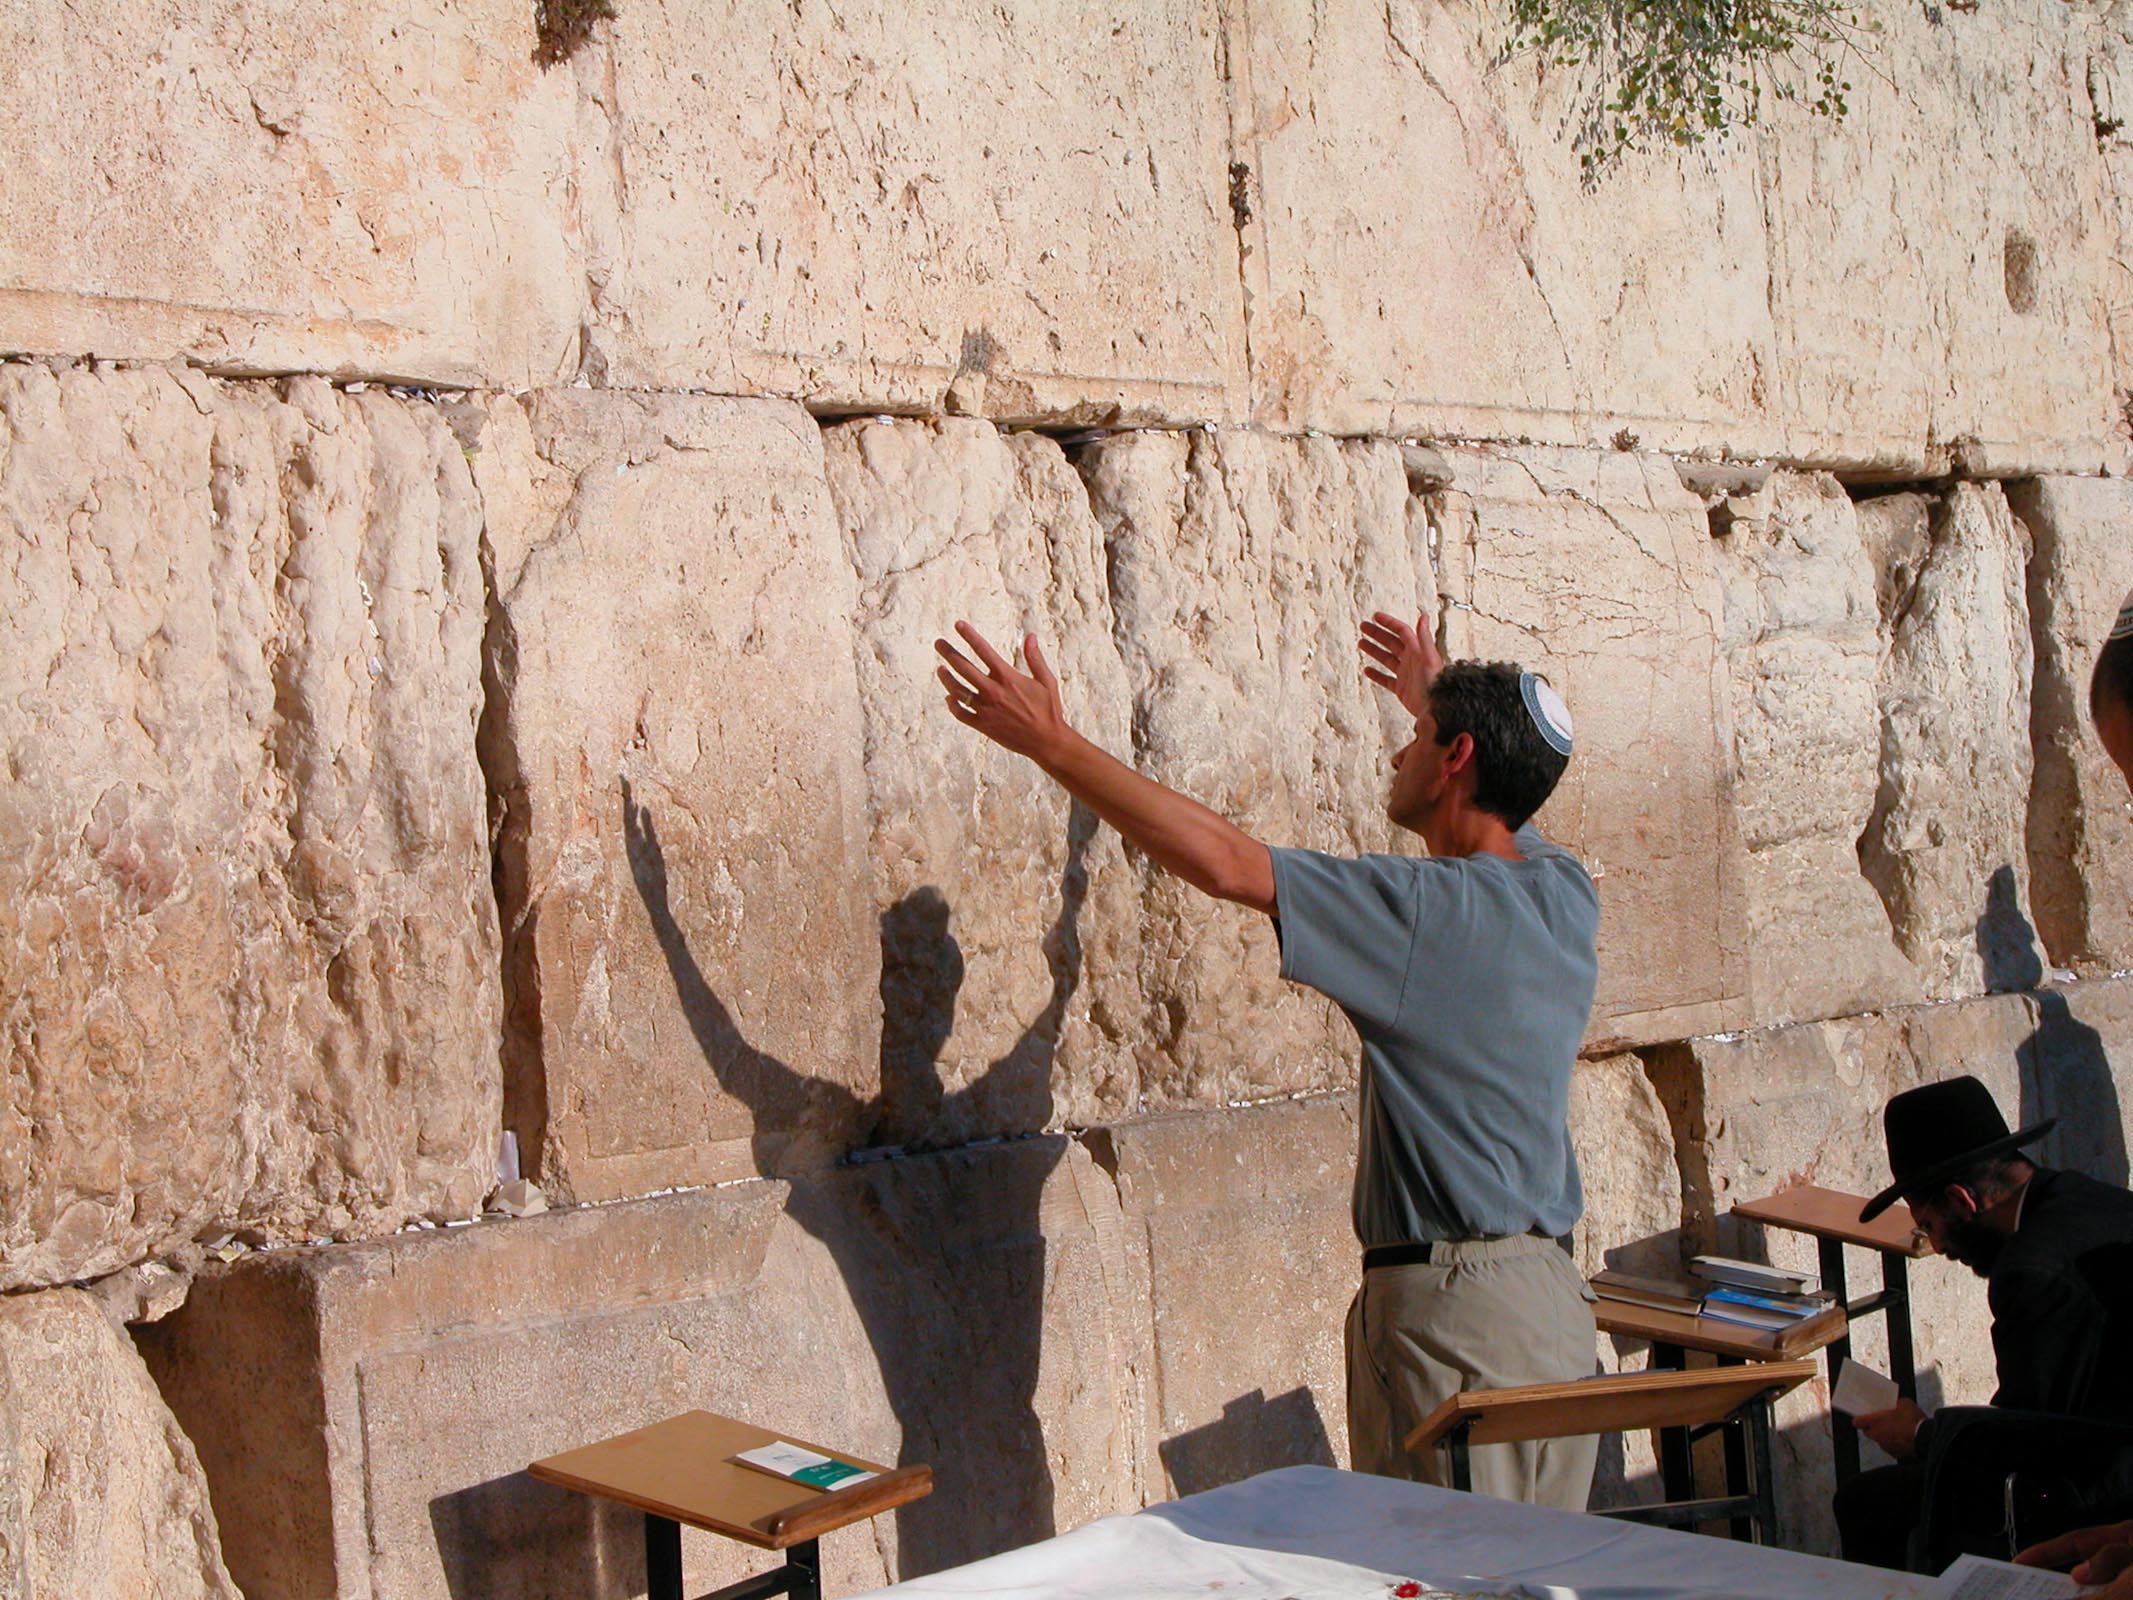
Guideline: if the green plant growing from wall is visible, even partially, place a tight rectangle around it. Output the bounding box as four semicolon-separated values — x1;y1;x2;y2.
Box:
1503;0;1870;181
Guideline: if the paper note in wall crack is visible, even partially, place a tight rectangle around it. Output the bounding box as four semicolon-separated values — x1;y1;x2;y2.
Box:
734;1441;878;1490
1830;1359;1901;1417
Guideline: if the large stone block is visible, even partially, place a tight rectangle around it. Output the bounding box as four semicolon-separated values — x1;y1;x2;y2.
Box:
1237;0;2118;472
139;1138;1140;1600
1079;428;1432;1105
2010;477;2133;972
0;1288;238;1600
1755;0;2119;478
0;365;499;1291
572;0;1243;421
1710;472;1921;1025
1428;445;1747;1049
1095;1096;1356;1500
0;2;581;386
1858;483;2038;1000
475;391;878;1202
1233;0;1776;456
822;419;1144;1144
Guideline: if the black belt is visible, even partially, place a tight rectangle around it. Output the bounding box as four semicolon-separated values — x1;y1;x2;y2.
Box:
1362;1232;1566;1270
1362;1241;1443;1269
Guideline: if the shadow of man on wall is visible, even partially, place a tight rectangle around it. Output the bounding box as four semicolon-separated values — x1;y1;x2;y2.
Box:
623;781;1096;1579
1977;865;2127;1186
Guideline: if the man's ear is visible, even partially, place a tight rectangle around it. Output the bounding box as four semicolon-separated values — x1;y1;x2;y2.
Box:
1441;730;1477;778
1940;1184;1982;1222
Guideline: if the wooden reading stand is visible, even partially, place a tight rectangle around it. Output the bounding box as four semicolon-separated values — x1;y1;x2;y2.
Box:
530;1410;932;1600
1731;1184;1929;1483
1591;1287;1847;1534
1407;1361;1818;1546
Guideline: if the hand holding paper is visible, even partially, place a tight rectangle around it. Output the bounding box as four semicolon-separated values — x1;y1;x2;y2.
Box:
1831;1358;1901;1416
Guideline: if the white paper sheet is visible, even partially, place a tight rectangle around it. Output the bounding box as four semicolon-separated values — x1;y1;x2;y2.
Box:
1832;1359;1903;1416
1929;1552;2086;1599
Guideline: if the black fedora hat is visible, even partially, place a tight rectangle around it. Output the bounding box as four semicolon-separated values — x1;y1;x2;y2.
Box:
1860;1075;2055;1221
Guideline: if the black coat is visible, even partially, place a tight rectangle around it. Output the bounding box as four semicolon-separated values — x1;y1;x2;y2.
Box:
1987;1168;2133;1421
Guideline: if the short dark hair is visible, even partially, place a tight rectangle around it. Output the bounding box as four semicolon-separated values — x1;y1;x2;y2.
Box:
1909;1152;2034;1210
2092;634;2133;718
1426;661;1570;830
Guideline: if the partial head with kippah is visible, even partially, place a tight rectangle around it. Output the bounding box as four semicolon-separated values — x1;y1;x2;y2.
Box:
1384;661;1572;836
2091;585;2133;794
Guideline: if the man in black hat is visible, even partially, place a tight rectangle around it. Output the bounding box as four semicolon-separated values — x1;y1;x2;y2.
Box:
1834;1073;2133;1568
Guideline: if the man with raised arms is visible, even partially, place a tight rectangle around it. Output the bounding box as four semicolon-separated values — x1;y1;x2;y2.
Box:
935;611;1600;1508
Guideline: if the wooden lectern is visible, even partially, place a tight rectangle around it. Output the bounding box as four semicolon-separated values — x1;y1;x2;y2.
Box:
531;1410;931;1600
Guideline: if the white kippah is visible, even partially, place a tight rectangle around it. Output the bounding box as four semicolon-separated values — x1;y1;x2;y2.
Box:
1520;672;1574;756
2111;586;2133;642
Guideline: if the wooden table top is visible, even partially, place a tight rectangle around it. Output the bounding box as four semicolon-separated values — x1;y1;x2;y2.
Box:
1409;1359;1819;1451
528;1410;929;1551
1594;1296;1850;1361
1731;1185;1931;1258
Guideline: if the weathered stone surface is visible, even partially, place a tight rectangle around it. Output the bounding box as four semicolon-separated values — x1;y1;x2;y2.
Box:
475;391;878;1202
1234;0;1774;455
2031;975;2133;1189
140;1138;1140;1599
0;2;581;386
1079;428;1432;1105
1569;1054;1684;1284
2094;16;2133;433
0;1288;238;1600
0;364;499;1291
1858;482;2037;1001
822;419;1144;1144
2010;477;2133;973
1711;472;1921;1025
1429;445;1747;1049
1238;0;2119;473
1753;0;2119;479
1097;1095;1355;1500
574;0;1242;420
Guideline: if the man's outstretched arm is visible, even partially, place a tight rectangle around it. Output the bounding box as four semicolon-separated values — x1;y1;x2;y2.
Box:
935;622;1276;915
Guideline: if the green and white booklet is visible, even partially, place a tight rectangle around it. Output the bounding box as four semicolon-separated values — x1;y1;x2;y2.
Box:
734;1440;878;1491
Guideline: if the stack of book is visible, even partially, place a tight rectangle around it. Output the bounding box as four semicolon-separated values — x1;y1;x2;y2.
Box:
1589;1258;1835;1331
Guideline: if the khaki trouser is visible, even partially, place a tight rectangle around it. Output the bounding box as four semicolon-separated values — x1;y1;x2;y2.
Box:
1345;1232;1599;1510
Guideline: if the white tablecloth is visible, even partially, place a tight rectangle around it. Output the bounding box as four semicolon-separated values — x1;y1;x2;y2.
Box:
855;1466;1935;1600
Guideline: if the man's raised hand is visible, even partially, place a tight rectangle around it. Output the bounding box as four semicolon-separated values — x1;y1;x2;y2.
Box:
1359;610;1444;717
936;622;1071;765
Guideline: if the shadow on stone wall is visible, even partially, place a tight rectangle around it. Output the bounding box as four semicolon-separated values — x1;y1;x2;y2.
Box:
620;782;1095;1579
1977;867;2127;1186
1159;1387;1336;1497
431;1472;643;1600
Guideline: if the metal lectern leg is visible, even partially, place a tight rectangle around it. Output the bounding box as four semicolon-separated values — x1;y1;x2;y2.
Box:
646;1513;684;1600
785;1539;823;1600
1651;1340;1695;1503
1883;1251;1917;1400
1447;1421;1475;1493
1818;1236;1861;1483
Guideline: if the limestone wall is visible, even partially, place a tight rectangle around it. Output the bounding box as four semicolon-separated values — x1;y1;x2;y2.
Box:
9;0;2133;1594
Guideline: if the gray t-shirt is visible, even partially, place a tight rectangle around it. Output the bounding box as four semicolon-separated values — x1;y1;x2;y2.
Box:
1268;825;1598;1248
